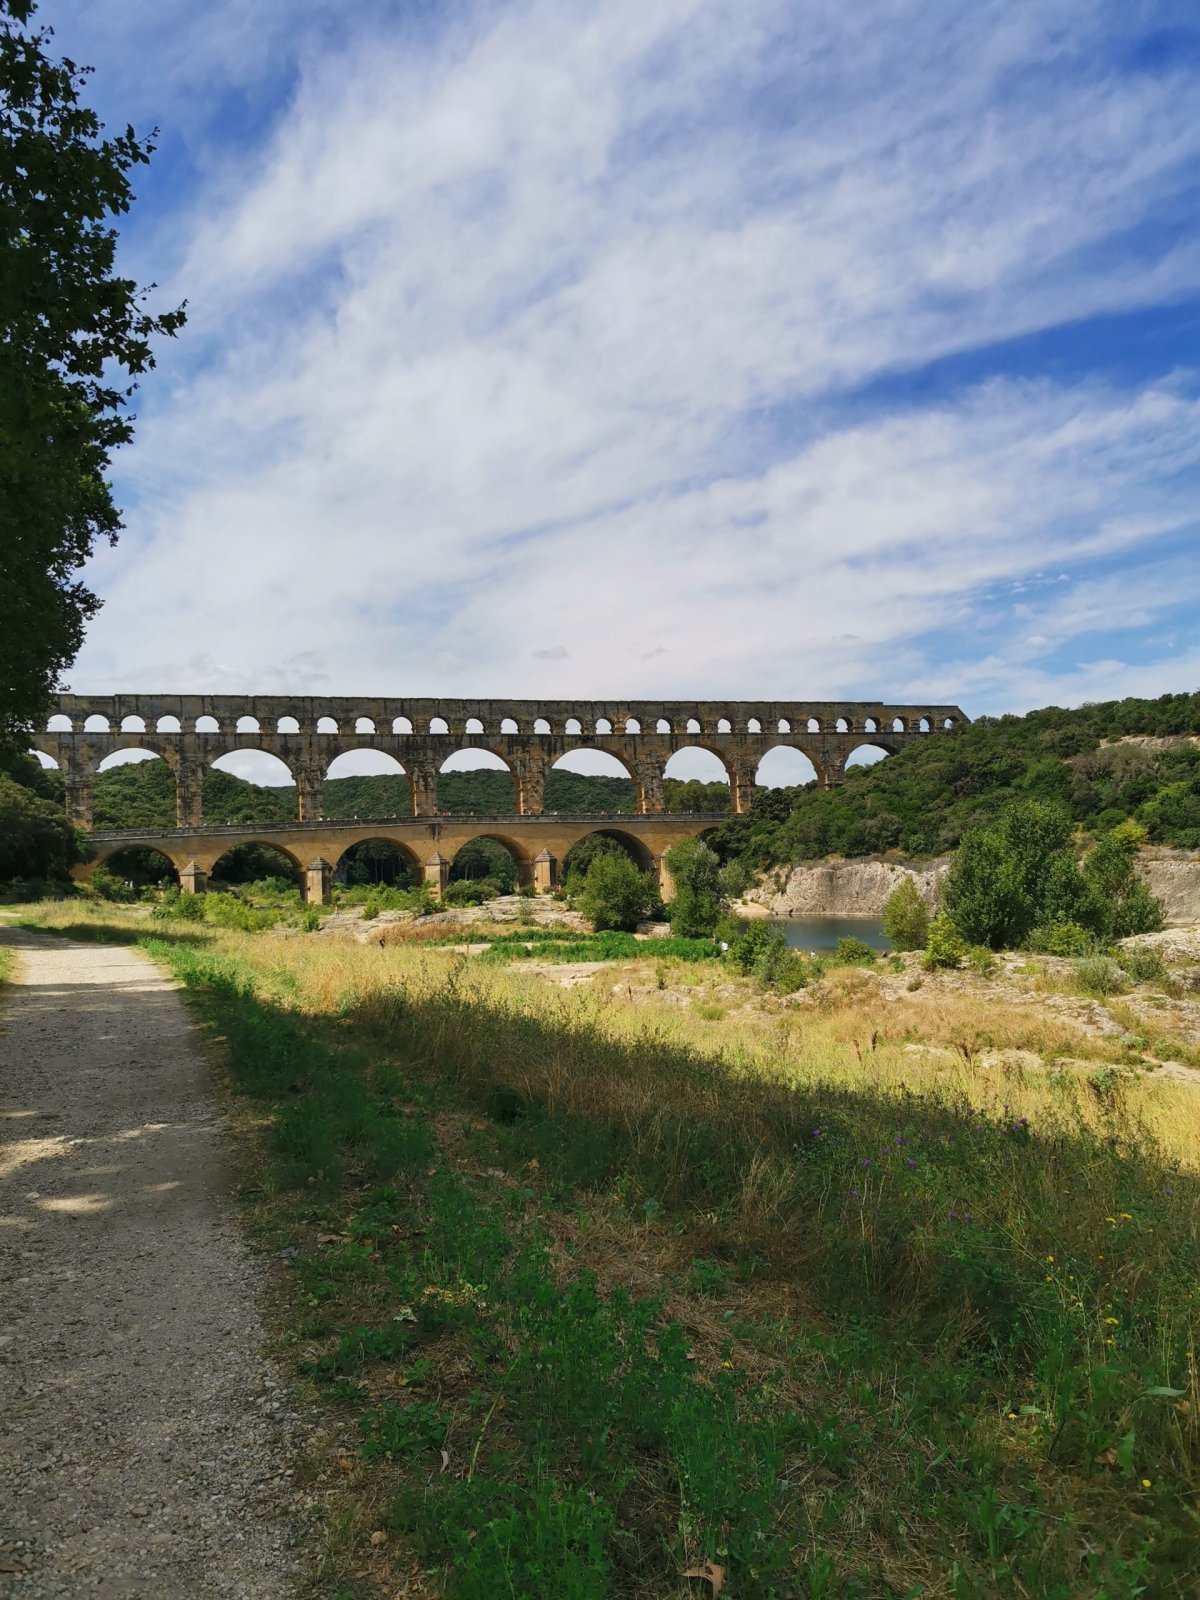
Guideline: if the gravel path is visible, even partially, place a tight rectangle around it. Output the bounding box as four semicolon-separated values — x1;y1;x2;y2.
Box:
0;927;304;1598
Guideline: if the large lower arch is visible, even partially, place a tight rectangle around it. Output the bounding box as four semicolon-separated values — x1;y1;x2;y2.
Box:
323;750;411;821
437;749;516;814
206;750;297;824
448;832;532;898
95;845;180;892
334;836;422;888
209;841;305;888
563;827;656;880
94;748;177;829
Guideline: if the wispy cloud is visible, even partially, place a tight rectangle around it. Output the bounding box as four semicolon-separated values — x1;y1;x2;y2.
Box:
57;0;1200;721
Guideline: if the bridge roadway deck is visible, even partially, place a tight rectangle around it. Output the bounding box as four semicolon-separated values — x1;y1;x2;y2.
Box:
80;812;728;902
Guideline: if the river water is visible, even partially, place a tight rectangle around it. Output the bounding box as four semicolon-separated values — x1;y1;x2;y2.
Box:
772;915;890;953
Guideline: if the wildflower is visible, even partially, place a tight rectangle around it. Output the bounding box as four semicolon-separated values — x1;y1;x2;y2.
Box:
1142;1479;1152;1489
1007;1411;1017;1419
1105;1317;1119;1325
862;1159;871;1169
1046;1255;1054;1263
1044;1275;1053;1283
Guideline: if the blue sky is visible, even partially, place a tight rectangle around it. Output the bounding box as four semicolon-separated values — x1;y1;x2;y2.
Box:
39;0;1200;784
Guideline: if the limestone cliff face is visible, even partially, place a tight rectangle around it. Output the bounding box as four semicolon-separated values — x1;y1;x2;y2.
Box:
749;848;1200;925
746;856;950;918
1138;849;1200;925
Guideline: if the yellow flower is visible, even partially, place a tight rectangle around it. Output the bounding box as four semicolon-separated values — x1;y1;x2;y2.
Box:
1142;1478;1152;1488
1044;1275;1053;1282
1105;1317;1119;1325
1007;1411;1017;1419
1046;1254;1054;1262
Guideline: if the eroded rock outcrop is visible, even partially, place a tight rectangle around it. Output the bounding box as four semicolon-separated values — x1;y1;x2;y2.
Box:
748;847;1200;925
745;856;950;918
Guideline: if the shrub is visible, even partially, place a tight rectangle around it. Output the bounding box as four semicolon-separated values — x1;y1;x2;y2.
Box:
1117;947;1167;985
722;919;783;975
149;890;205;923
1026;920;1095;957
833;936;876;966
966;944;996;976
1074;954;1126;997
89;864;138;902
664;838;726;937
301;908;322;932
577;852;657;933
445;878;501;907
881;877;929;950
923;913;965;970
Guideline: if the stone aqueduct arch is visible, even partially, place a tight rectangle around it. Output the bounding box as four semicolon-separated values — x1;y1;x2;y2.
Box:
80;816;707;903
35;694;967;902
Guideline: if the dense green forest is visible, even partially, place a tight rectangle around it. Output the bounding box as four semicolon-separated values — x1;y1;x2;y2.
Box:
706;691;1200;867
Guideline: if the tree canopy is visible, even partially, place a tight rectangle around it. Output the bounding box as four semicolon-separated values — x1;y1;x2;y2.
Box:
0;0;184;739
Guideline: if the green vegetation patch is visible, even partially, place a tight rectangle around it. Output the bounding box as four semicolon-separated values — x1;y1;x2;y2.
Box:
141;930;1200;1598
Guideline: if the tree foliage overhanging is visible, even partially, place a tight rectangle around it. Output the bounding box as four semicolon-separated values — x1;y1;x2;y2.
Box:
0;0;185;740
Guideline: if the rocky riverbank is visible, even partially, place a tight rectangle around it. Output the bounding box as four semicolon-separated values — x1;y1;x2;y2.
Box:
746;847;1200;925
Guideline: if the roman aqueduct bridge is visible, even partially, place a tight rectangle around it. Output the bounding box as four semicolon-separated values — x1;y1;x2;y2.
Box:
34;693;967;901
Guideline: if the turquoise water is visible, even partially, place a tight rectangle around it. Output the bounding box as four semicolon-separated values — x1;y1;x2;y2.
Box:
772;915;890;953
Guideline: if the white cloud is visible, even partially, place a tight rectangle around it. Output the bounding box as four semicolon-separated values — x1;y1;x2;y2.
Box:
59;0;1200;722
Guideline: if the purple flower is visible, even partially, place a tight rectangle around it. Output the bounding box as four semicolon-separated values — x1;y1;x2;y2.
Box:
850;1188;859;1198
862;1159;871;1169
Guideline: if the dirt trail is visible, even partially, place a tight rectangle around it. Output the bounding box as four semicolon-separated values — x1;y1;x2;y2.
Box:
0;927;303;1598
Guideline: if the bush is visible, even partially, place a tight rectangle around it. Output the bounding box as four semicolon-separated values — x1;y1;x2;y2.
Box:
923;913;965;970
722;919;782;975
966;945;996;976
1025;920;1096;957
1117;946;1168;985
89;864;138;902
150;890;206;923
445;878;502;907
881;878;929;951
577;852;658;933
664;838;726;937
1075;954;1126;997
759;944;809;993
833;936;876;966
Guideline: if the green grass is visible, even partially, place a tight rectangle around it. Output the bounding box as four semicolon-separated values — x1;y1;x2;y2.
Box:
472;931;716;964
0;945;13;986
136;931;1200;1599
